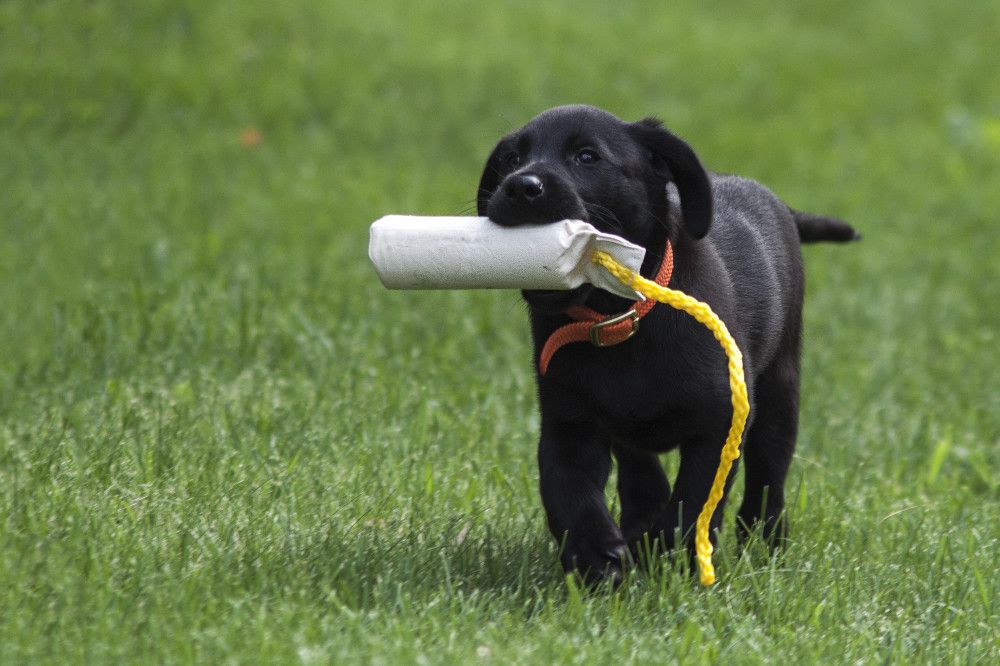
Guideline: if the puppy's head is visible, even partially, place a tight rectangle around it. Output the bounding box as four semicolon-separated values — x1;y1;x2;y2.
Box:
477;105;712;313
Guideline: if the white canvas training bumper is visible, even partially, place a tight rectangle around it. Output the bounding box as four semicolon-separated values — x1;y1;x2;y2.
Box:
368;216;647;300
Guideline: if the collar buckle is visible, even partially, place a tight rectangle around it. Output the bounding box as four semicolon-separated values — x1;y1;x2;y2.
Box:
589;309;640;347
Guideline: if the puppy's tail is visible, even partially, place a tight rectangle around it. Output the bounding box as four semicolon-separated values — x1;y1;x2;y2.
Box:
792;209;860;243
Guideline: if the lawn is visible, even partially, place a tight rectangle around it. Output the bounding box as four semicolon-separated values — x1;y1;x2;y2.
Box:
1;0;998;662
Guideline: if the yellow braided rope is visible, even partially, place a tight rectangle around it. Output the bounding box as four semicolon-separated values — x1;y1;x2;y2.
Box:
592;250;750;585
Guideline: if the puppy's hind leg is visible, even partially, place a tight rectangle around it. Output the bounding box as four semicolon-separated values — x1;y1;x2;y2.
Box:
612;444;670;562
659;419;740;561
736;349;801;548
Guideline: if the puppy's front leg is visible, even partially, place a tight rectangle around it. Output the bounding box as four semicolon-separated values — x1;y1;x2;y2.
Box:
538;417;627;585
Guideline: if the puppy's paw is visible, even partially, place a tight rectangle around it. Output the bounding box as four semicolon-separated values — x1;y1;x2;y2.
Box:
561;538;630;588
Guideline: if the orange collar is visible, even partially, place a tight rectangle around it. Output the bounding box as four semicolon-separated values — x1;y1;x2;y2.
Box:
538;240;674;375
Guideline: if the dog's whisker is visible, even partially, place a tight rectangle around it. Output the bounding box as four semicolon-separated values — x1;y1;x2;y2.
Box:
583;200;620;221
449;201;479;216
583;202;624;232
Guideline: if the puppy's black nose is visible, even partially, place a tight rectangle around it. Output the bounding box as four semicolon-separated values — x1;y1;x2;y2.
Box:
505;174;544;201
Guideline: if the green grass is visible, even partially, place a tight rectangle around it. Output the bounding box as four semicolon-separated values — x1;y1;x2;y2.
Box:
2;0;999;662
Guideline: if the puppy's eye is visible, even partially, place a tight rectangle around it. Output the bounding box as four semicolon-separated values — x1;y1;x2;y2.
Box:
575;148;600;165
504;152;521;168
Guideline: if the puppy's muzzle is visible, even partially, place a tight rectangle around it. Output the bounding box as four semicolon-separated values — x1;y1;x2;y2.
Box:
487;170;586;228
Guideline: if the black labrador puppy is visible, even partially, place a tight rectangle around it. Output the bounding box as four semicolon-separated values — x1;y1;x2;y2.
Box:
476;105;857;584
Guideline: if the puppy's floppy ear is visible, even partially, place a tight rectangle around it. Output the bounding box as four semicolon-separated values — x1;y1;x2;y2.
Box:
476;143;505;217
628;118;713;239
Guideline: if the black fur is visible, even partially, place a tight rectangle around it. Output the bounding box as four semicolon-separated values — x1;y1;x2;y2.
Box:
792;210;861;242
477;105;858;585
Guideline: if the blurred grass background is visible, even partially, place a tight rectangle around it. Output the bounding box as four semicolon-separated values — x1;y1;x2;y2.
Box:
1;1;998;663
